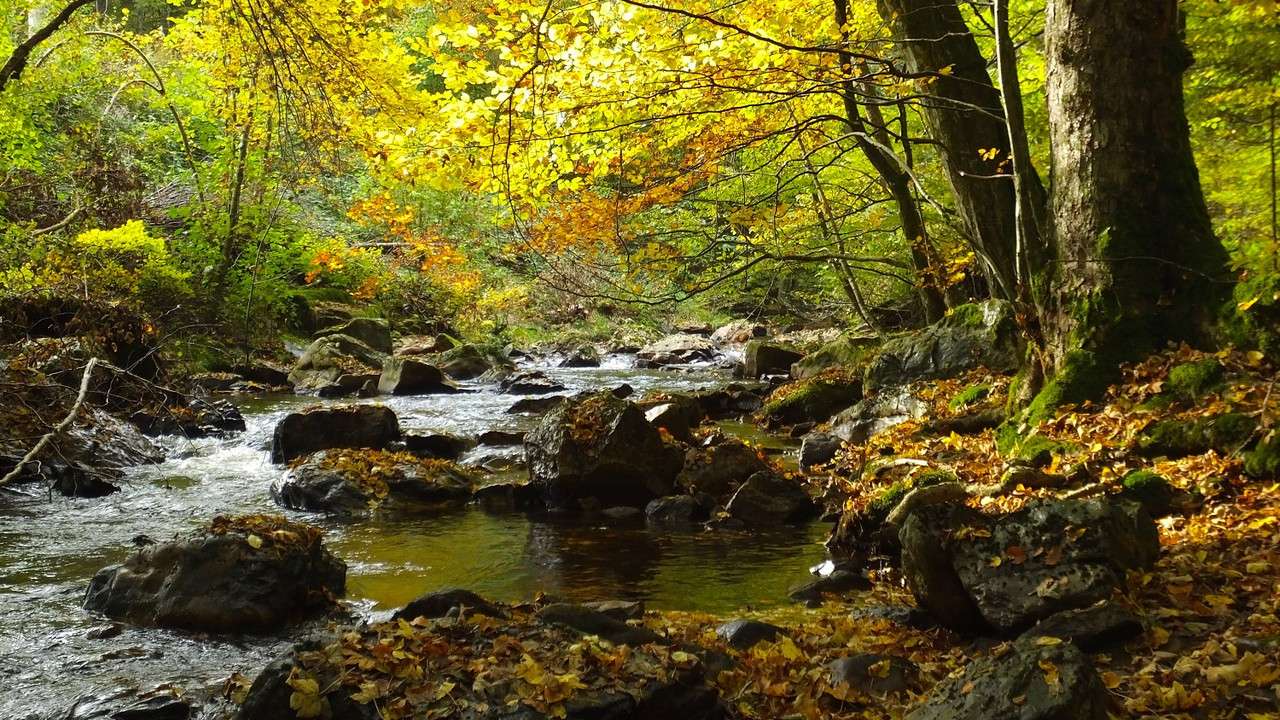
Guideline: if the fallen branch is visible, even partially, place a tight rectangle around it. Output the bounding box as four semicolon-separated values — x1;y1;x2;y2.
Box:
0;357;98;487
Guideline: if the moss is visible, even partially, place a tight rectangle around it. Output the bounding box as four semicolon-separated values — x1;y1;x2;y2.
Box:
868;469;959;515
1244;433;1280;478
948;384;991;411
1164;359;1225;403
1137;412;1258;458
1025;349;1118;428
760;367;863;425
940;303;985;329
1120;469;1175;513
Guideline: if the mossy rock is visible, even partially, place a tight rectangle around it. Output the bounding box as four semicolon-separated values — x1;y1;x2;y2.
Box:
1141;358;1225;409
1244;432;1280;479
1136;412;1258;459
869;469;959;516
1120;469;1174;507
760;367;863;426
995;428;1074;467
1218;273;1280;361
791;334;879;380
948;384;991;412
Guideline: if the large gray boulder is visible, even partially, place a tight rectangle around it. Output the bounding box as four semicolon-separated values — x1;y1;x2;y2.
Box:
288;334;388;395
678;440;771;497
792;334;879;380
725;471;819;524
899;498;1160;634
743;340;803;378
829;385;929;443
525;392;684;509
84;517;345;633
314;317;392;354
905;636;1107;720
433;343;515;381
377;357;458;395
864;300;1022;391
270;405;400;464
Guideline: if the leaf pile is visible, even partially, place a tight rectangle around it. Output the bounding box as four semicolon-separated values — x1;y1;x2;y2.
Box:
296;448;479;502
207;514;324;552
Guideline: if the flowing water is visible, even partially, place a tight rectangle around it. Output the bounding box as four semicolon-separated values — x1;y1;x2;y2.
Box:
0;359;827;719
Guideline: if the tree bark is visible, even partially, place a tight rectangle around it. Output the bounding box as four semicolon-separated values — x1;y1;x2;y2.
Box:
1041;0;1230;374
1;0;95;92
876;0;1040;303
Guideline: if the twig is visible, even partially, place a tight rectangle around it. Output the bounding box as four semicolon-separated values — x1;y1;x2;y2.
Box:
0;358;98;487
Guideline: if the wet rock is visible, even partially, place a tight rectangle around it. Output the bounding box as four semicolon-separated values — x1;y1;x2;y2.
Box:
743;340;804;379
641;394;705;443
715;619;786;650
401;432;476;460
131;398;246;438
434;343;514;381
288;334;388;395
760;370;863;427
864;300;1022;391
560;345;601;367
693;387;763;419
474;480;541;512
1020;602;1144;650
536;602;664;646
899;498;1160;634
270;404;400;464
601;506;644;522
829;386;929;444
799;431;842;467
672;320;713;336
827;654;916;697
314;317;392;354
479;430;526;446
725;472;818;524
377;357;459;395
679;440;771;497
51;465;121;497
507;395;567;414
393;588;508;621
584;600;645;621
84;518;344;633
645;495;706;525
273;449;477;515
525;392;684;509
189;372;241;392
904;636;1107;720
710;320;767;346
501;370;567;395
637;334;717;365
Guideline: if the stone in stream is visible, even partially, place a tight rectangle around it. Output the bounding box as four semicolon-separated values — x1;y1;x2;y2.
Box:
724;471;819;524
500;370;567;395
524;391;684;509
799;431;842;467
560;344;602;367
636;333;718;365
743;339;804;378
313;317;393;354
678;439;771;497
272;449;478;515
400;431;476;460
393;588;508;621
376;357;460;395
287;333;388;396
270;404;400;464
904;636;1107;720
432;342;515;381
83;516;345;633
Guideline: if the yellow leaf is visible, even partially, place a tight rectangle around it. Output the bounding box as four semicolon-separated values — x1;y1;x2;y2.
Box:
1035;636;1063;646
867;659;891;678
1101;671;1122;689
988;556;1002;567
1238;296;1259;311
247;534;263;549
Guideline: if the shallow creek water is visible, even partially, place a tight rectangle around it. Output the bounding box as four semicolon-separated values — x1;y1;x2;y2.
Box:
0;360;827;719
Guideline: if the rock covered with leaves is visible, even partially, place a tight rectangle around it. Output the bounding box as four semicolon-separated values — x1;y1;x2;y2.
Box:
288;333;389;396
273;448;480;515
239;594;719;720
525;391;684;510
83;515;344;633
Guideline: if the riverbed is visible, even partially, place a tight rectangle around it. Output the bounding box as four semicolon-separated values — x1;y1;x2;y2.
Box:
0;360;827;719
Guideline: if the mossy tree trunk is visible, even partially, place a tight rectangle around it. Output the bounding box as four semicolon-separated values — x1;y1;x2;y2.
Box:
1039;0;1231;380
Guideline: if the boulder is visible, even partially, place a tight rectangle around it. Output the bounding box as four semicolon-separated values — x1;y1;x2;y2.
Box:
743;340;804;378
829;385;929;444
507;395;568;414
725;472;818;524
1021;602;1144;651
377;357;459;395
560;345;602;367
270;405;400;464
501;370;567;395
673;320;714;336
636;333;717;365
479;430;526;446
393;588;508;621
314;317;392;354
394;334;445;356
791;334;878;380
899;499;1160;634
474;480;542;512
799;431;842;467
760;369;863;427
288;334;388;395
83;516;344;633
525;392;684;509
235;361;292;387
710;320;767;346
401;432;475;460
715;619;787;650
536;602;664;646
904;636;1107;720
827;654;916;697
641;393;705;443
678;440;771;497
433;343;514;381
645;495;706;525
693;386;764;418
864;300;1022;391
130;398;245;438
272;449;478;515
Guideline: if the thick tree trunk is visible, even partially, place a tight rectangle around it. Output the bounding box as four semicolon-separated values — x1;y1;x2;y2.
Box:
1041;0;1230;376
876;0;1038;303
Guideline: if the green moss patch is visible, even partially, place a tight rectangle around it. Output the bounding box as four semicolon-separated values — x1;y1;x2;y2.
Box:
948;384;992;412
1136;412;1258;459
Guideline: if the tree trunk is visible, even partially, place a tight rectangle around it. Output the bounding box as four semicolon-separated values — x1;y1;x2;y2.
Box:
1041;0;1230;378
876;0;1039;303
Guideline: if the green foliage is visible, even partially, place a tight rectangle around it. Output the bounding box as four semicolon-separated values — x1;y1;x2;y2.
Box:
948;384;992;411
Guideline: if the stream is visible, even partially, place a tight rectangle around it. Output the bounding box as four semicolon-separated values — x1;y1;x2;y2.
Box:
0;359;828;719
